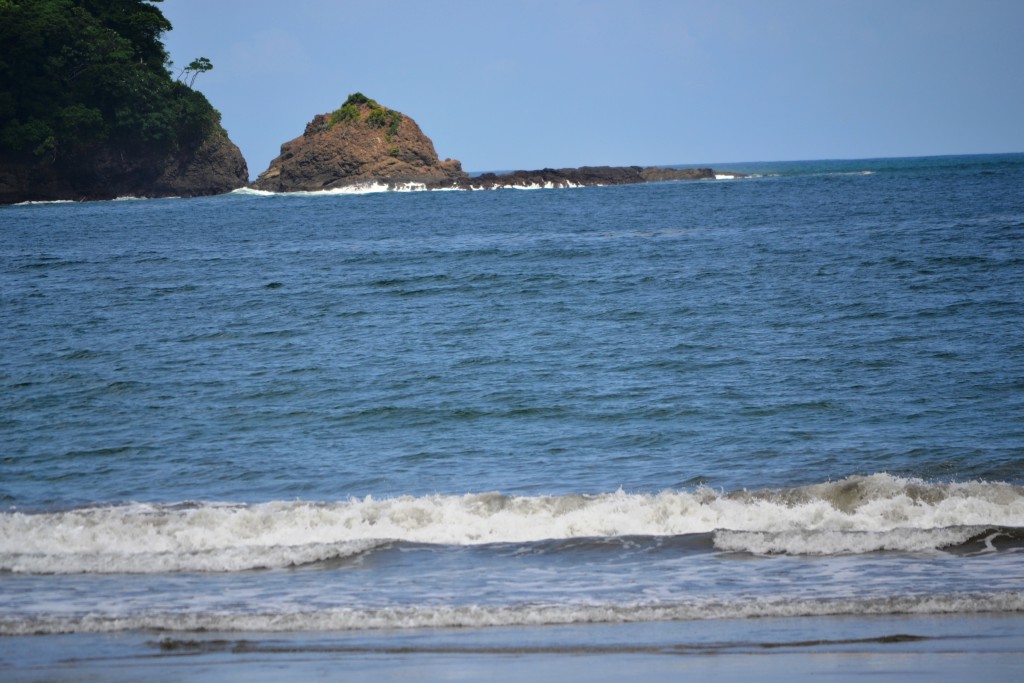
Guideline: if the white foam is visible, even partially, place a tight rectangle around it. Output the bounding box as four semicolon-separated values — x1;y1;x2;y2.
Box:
230;187;276;197
231;182;429;197
466;181;586;191
2;592;1021;635
508;181;584;190
713;526;993;555
2;539;382;574
13;199;76;205
2;475;1021;573
233;180;591;194
13;195;177;205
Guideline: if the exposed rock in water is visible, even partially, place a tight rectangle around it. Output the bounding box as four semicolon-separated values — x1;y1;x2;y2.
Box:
251;94;467;192
0;125;248;204
441;165;716;190
154;129;250;198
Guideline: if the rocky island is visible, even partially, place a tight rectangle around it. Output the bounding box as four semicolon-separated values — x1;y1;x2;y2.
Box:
253;94;725;193
251;94;465;192
0;0;248;204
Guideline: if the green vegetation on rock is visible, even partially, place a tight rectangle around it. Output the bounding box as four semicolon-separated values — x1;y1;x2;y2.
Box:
326;92;403;140
0;0;221;163
366;107;403;137
343;92;376;108
328;103;361;127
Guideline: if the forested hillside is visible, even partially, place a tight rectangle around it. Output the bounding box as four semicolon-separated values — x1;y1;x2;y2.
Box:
0;0;247;202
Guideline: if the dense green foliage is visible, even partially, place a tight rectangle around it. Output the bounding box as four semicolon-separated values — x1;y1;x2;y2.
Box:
327;103;360;127
343;92;375;108
0;0;219;162
326;92;403;140
366;107;402;137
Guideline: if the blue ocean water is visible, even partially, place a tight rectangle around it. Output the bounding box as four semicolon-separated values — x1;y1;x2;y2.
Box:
1;154;1023;636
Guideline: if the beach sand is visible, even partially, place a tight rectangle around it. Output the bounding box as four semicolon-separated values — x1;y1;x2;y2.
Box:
3;613;1022;682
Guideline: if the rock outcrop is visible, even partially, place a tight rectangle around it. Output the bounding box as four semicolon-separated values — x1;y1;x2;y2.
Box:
152;129;250;198
442;165;716;190
0;124;248;204
251;94;466;192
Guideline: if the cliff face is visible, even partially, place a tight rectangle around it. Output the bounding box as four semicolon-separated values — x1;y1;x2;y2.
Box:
251;96;466;192
154;128;250;198
0;124;248;204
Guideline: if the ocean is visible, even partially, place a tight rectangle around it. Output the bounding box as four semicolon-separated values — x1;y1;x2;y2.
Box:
1;154;1023;676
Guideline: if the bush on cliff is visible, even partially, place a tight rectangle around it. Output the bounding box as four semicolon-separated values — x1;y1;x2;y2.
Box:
343;92;375;108
328;103;361;127
326;93;402;139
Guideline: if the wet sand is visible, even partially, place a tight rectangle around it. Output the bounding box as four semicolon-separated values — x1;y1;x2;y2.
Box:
3;614;1022;682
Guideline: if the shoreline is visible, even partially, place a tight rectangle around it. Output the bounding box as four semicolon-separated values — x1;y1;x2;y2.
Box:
4;613;1022;682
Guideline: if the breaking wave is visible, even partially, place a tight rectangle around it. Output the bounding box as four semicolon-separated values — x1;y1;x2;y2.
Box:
2;474;1022;573
230;180;587;196
231;182;431;197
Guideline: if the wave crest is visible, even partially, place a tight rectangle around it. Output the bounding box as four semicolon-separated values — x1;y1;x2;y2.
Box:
2;474;1022;573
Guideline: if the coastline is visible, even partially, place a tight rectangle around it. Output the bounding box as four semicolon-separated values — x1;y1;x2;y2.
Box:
4;613;1023;682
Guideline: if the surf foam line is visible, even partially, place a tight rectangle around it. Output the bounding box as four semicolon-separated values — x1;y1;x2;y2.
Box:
2;474;1022;573
229;181;590;195
230;182;429;197
712;525;1024;555
3;592;1022;635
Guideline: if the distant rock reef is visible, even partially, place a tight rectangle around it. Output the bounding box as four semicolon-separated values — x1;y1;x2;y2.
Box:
449;165;716;190
252;93;727;193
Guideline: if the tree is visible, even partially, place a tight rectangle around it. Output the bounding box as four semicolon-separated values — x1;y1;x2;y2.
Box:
178;57;213;88
77;0;172;69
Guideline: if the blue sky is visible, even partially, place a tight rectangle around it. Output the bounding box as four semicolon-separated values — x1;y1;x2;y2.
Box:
160;0;1024;177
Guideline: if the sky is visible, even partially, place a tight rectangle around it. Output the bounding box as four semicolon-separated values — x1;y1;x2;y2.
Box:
160;0;1024;178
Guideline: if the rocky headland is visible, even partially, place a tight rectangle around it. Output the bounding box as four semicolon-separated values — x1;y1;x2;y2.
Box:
0;0;248;205
252;94;729;193
0;126;248;204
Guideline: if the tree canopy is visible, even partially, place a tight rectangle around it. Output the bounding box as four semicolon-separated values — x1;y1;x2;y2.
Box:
0;0;219;163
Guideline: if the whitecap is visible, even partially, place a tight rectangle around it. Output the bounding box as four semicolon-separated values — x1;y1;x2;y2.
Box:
231;182;429;197
2;475;1022;573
